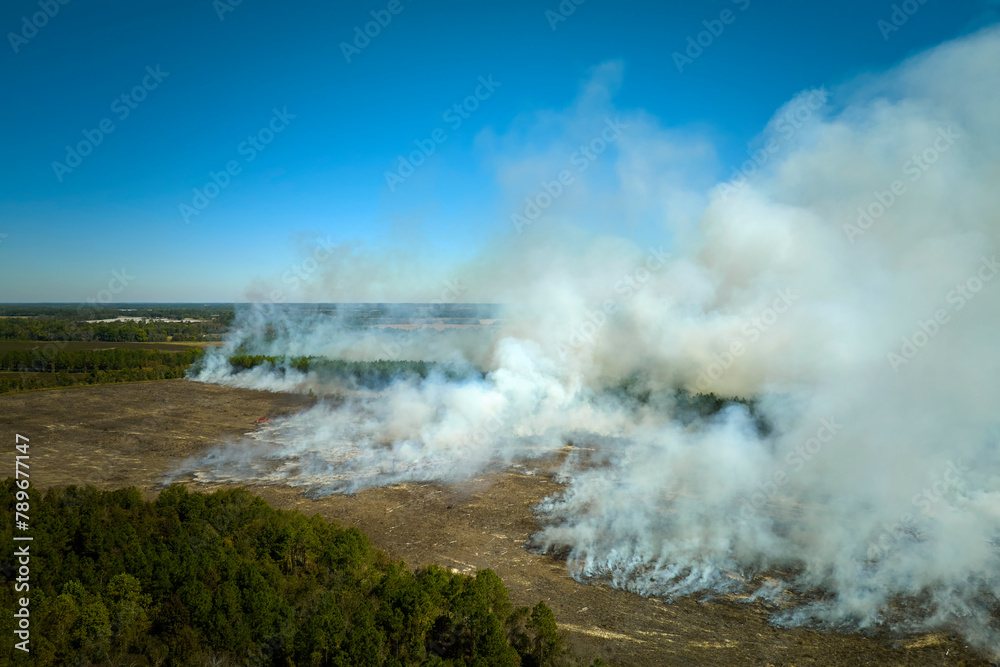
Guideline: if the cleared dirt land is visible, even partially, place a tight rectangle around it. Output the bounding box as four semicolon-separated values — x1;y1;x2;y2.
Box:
0;380;992;666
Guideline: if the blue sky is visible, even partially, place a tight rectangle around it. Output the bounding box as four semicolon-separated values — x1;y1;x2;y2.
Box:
0;0;996;302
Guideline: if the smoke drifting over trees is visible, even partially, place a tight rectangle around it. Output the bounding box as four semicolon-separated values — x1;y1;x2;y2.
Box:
183;27;1000;654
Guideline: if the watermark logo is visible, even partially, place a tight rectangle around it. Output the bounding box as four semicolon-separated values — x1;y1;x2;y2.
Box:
179;107;295;223
340;0;409;63
672;0;751;73
718;90;827;201
887;255;998;371
867;459;966;559
213;0;244;21
844;126;960;244
877;0;932;41
52;66;169;182
385;75;500;192
557;246;670;359
545;0;587;31
693;288;798;392
739;416;843;519
7;0;72;54
511;117;626;234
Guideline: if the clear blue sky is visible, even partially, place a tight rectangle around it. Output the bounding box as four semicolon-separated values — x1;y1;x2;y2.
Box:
1;0;996;302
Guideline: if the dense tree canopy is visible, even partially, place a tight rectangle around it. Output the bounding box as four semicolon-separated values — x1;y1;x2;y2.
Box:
0;481;598;667
0;348;204;395
0;317;226;343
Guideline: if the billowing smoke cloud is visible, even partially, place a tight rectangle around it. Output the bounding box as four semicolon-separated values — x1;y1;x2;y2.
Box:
181;27;1000;653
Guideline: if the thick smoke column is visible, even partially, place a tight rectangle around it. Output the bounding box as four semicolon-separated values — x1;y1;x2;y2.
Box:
183;28;1000;652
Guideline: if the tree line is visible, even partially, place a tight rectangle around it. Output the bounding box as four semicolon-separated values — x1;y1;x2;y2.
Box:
0;481;604;667
0;318;225;343
0;305;235;322
606;374;773;436
0;347;202;373
225;356;482;390
0;348;204;395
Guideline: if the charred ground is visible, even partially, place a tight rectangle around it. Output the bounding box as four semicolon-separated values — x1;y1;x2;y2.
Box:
0;380;992;666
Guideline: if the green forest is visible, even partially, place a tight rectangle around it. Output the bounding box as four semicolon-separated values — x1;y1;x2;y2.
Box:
0;481;603;666
0;314;229;343
0;305;226;395
0;347;203;374
0;348;204;395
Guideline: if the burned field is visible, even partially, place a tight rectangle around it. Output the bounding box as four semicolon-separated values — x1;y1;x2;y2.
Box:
0;379;991;666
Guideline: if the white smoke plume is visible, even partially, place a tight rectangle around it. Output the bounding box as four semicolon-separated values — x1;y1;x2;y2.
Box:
181;27;1000;653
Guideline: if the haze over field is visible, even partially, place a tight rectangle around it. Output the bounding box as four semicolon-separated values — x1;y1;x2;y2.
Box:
178;27;1000;652
4;0;999;661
